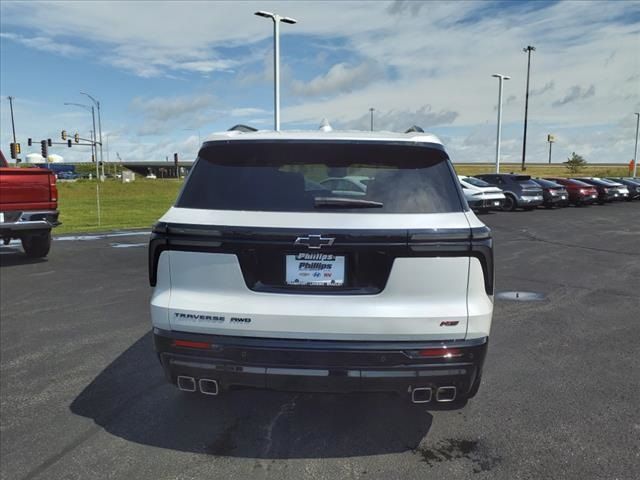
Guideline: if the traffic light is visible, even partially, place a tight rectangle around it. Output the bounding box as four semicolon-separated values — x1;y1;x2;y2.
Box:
10;142;18;159
28;138;32;146
67;139;72;148
74;133;80;143
47;138;52;147
40;140;48;159
61;130;67;140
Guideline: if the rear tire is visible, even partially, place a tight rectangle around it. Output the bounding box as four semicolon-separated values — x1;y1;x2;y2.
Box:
21;231;51;258
501;195;516;212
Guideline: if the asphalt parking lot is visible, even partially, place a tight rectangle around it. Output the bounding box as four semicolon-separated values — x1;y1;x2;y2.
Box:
1;202;639;480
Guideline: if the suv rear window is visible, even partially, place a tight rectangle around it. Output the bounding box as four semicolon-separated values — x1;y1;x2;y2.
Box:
176;141;464;213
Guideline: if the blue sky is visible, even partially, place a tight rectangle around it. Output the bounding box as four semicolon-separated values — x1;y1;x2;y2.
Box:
1;0;638;164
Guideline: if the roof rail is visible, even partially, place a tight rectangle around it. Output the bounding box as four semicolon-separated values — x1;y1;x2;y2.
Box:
228;124;258;133
405;125;425;133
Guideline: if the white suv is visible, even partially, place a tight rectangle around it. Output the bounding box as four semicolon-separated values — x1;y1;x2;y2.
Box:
149;127;494;405
458;175;506;213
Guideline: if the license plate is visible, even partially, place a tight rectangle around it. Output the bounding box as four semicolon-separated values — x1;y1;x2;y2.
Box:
286;254;345;286
561;196;567;200
493;201;500;206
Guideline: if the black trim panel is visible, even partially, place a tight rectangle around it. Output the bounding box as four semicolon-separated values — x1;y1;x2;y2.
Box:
148;223;494;295
153;328;489;395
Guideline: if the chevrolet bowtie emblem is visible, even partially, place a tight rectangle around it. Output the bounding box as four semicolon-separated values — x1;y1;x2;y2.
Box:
294;235;335;249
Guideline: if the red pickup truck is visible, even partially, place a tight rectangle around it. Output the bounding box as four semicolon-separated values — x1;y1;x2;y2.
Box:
0;150;60;257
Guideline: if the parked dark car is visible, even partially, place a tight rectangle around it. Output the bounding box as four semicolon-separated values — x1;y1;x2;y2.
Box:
544;177;599;206
613;178;640;200
530;178;569;208
474;174;543;211
603;178;637;201
572;178;617;204
593;178;629;201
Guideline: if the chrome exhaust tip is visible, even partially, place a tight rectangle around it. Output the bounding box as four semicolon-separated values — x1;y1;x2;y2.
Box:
177;375;196;392
411;387;432;404
198;378;219;396
436;386;457;402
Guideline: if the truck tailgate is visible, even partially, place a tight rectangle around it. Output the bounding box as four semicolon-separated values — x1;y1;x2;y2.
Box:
0;168;56;211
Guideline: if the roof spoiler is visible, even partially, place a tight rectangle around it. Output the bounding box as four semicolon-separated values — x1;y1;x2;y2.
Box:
228;124;258;133
405;125;425;133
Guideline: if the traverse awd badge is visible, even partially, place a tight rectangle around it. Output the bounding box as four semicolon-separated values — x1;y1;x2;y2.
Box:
294;234;335;249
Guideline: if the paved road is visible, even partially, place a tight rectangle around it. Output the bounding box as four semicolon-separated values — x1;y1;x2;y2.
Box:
1;202;639;480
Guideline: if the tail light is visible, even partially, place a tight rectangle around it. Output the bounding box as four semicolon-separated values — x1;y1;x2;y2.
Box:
49;174;58;202
404;347;464;359
172;339;211;350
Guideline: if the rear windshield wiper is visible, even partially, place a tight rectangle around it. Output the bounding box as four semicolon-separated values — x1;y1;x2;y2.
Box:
314;197;383;208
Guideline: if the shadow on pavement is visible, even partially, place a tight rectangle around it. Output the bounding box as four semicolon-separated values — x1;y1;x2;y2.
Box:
70;332;434;458
0;248;48;267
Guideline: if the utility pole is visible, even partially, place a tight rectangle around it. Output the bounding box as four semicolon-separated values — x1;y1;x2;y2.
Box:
634;113;639;177
492;74;511;174
7;96;19;162
521;45;536;171
547;134;555;164
369;108;375;131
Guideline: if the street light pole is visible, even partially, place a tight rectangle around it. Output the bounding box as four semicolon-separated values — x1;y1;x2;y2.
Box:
64;101;101;225
492;74;511;174
81;92;104;178
521;45;535;171
369;108;375;131
634;113;639;177
7;96;17;145
255;10;297;131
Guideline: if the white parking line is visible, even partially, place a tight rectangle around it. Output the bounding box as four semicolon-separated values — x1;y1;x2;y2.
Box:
110;243;147;248
55;231;149;241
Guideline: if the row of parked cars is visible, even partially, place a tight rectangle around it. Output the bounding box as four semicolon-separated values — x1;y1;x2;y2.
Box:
458;174;640;212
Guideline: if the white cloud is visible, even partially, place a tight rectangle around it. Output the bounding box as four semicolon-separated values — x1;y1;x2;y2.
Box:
230;107;268;117
552;85;596;107
292;62;384;97
342;105;459;131
0;32;85;56
130;94;217;136
131;94;216;122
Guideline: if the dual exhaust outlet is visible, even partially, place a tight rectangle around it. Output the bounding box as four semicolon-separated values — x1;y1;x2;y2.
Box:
177;376;456;402
177;376;219;395
411;386;457;404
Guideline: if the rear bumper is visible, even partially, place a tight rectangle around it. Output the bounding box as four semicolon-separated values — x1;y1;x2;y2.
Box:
153;328;488;397
0;210;60;236
575;194;597;204
543;195;567;206
469;198;504;209
516;196;544;207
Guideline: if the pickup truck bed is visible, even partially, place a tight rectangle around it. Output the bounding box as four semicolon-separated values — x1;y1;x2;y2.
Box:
0;150;60;257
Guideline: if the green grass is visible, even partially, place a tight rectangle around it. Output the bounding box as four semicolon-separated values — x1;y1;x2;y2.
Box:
56;179;183;234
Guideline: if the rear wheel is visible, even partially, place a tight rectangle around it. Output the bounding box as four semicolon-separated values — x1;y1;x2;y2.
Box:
21;231;51;258
501;195;516;212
